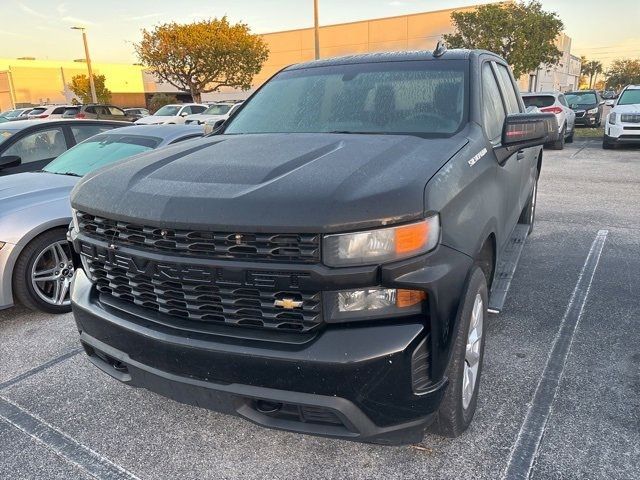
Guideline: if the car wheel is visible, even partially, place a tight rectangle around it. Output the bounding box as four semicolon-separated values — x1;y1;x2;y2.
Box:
12;228;74;314
428;266;487;438
602;135;615;150
565;128;574;143
518;179;537;236
550;125;566;150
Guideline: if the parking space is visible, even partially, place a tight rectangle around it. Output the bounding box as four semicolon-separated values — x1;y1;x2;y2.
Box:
0;139;638;480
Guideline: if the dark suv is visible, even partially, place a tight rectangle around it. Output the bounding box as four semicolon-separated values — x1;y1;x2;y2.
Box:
63;104;136;122
69;49;554;444
565;90;604;127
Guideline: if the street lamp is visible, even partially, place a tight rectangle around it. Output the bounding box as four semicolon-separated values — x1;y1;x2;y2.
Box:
71;26;98;103
313;0;320;60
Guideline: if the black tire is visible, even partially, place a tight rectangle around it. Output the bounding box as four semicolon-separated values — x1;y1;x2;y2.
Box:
602;136;615;150
565;128;574;143
518;179;537;236
549;125;566;150
12;228;73;314
428;266;488;437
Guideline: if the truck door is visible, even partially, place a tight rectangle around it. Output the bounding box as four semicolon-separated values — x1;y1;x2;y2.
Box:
480;61;522;247
494;62;536;210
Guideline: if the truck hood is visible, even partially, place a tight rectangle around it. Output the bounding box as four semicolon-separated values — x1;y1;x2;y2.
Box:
0;172;77;218
72;133;468;233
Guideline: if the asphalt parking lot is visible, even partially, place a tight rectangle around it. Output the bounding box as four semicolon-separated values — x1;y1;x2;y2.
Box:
1;139;639;480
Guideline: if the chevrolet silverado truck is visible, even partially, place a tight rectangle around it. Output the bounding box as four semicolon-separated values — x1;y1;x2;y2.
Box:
68;49;555;444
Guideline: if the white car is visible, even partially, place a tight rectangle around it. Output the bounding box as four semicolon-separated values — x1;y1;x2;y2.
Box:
134;103;207;125
603;84;640;149
27;105;75;120
522;92;576;149
184;102;243;126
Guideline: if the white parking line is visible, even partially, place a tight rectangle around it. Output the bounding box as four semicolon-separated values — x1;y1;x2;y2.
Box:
0;395;140;480
502;229;608;480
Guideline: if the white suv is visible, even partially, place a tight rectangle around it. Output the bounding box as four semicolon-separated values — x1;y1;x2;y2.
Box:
522;92;576;150
604;85;640;149
134;104;207;125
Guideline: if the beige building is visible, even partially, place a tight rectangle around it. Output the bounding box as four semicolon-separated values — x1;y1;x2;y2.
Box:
2;3;578;109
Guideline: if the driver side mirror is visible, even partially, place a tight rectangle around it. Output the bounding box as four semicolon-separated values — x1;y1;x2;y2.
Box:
0;155;21;170
213;119;226;129
495;113;557;164
180;111;189;117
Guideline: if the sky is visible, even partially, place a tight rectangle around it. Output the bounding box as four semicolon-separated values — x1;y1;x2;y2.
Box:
1;0;638;68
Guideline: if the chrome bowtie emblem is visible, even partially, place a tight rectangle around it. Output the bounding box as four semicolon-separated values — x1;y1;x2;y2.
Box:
234;234;243;245
274;298;303;309
160;229;168;238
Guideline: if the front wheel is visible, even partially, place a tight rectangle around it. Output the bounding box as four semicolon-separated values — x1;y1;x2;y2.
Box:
12;228;74;314
428;266;488;437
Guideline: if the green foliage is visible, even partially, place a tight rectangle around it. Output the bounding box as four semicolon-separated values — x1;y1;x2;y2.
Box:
134;17;269;103
443;1;564;78
68;74;112;104
581;60;603;89
606;59;640;90
149;93;178;113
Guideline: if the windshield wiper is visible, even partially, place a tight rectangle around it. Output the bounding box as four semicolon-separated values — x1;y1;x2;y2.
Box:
45;171;82;177
327;130;386;135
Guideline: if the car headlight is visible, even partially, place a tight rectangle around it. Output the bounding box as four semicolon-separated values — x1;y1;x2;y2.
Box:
587;108;598;114
322;216;439;267
324;287;426;322
71;208;80;231
609;112;617;125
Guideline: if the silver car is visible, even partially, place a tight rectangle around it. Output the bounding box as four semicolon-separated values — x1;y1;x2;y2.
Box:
522;92;576;150
0;124;202;313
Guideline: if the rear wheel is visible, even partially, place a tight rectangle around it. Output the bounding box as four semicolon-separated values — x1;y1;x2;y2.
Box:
565;127;574;143
12;228;74;314
428;266;487;437
518;179;537;236
549;125;566;150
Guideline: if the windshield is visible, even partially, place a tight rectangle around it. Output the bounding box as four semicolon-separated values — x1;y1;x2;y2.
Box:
523;96;555;108
618;89;640;105
565;92;597;106
28;107;47;115
43;133;161;176
204;104;232;115
225;60;467;136
154;105;180;116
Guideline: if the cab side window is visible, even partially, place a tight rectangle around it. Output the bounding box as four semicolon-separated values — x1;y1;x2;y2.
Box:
481;63;506;142
191;105;207;114
3;127;67;163
108;106;125;117
495;64;521;114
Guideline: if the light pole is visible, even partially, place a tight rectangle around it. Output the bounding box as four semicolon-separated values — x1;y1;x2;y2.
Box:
71;26;98;103
313;0;320;60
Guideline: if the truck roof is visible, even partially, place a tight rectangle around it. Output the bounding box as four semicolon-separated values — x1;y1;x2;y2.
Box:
285;49;502;70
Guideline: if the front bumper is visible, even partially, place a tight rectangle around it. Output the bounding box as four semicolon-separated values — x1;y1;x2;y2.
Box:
605;123;640;143
70;233;472;444
574;113;598;126
0;241;18;309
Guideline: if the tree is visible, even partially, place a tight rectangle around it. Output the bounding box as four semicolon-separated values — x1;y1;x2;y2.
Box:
68;74;112;104
606;59;640;90
443;1;564;78
581;60;603;89
134;17;269;103
149;93;178;113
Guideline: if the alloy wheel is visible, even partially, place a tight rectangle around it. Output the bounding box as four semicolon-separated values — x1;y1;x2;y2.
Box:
30;240;74;306
462;293;484;410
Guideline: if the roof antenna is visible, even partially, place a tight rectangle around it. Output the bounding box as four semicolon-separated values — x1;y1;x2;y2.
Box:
433;40;447;58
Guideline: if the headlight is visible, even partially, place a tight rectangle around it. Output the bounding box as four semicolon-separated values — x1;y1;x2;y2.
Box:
587;108;598;114
609;112;617;125
71;208;80;231
324;287;426;322
322;216;439;267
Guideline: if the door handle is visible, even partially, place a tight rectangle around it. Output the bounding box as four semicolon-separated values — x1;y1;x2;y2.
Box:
516;150;525;161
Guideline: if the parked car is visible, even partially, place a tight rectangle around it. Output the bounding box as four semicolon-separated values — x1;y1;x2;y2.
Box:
123;108;150;120
1;108;33;121
62;104;136;122
603;84;640;149
0;119;129;176
602;90;617;100
185;102;243;126
27;105;75;120
522;92;575;149
134;104;207;125
565;90;604;127
68;49;555;444
0;124;202;313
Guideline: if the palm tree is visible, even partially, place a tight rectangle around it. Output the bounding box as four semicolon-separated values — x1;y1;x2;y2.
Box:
586;60;603;89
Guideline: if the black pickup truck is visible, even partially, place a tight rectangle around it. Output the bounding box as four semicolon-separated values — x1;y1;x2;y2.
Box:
68;49;555;444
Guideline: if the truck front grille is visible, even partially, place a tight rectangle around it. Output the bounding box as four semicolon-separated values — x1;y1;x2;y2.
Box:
76;211;320;264
79;244;322;333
